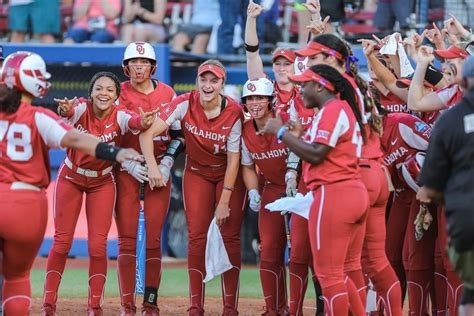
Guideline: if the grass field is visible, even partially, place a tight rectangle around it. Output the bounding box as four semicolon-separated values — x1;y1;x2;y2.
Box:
30;267;317;299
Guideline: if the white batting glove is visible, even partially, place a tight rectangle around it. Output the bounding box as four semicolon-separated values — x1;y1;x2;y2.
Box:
285;170;298;197
121;160;148;183
248;189;261;212
158;155;174;185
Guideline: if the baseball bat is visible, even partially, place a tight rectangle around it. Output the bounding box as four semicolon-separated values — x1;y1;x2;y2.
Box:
135;180;146;294
281;194;292;251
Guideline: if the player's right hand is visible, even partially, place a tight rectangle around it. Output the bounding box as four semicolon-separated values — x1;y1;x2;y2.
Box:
116;148;144;164
148;165;166;189
247;0;263;19
248;189;261;212
55;97;77;116
158;155;174;185
122;159;148;183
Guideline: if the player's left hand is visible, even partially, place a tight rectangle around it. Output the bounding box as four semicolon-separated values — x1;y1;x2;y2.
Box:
116;148;144;164
158;155;174;185
215;202;230;226
259;114;284;135
139;107;158;130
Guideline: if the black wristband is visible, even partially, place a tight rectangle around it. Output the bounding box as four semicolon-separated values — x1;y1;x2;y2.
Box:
95;142;120;162
244;42;259;53
164;138;185;159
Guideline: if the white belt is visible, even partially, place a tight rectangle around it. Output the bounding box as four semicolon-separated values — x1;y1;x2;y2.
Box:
64;157;113;178
11;181;41;191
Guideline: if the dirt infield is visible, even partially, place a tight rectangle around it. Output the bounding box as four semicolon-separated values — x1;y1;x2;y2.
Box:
30;297;317;315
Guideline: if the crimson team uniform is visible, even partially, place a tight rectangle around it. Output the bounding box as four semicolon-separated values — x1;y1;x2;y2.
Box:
421;84;463;126
114;80;177;312
241;115;291;314
287;97;318;316
159;91;246;315
380;112;434;315
342;73;403;315
43;98;143;312
0;103;71;314
303;98;369;316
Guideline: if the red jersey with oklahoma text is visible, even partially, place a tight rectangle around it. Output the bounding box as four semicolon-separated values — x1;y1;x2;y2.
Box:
381;112;431;190
241;119;288;186
119;80;176;156
343;73;383;160
0;103;72;188
62;98;141;171
302;99;361;189
159;91;244;178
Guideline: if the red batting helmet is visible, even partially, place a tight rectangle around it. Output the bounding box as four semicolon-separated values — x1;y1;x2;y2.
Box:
401;152;426;192
1;51;51;98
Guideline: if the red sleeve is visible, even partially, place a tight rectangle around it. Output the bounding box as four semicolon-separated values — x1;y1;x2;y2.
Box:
127;113;143;130
159;92;191;122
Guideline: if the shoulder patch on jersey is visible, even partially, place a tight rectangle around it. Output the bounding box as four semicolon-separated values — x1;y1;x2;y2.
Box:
317;130;330;140
415;121;429;133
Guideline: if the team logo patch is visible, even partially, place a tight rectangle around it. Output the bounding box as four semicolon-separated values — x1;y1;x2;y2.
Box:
247;83;256;92
317;130;330;140
415;122;429;133
136;43;145;55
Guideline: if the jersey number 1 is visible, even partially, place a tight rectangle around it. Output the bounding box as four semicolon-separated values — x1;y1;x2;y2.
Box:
0;120;33;161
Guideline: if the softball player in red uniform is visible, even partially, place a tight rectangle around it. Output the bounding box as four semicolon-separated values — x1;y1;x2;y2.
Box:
245;3;320;314
296;34;402;315
140;60;246;316
261;64;369;316
42;72;155;316
0;51;141;316
114;42;182;315
240;77;298;314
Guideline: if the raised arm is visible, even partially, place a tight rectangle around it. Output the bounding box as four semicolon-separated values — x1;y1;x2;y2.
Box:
245;0;265;79
408;47;445;112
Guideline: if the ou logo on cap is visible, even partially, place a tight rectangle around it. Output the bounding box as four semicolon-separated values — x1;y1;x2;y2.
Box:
247;83;256;92
136;43;145;55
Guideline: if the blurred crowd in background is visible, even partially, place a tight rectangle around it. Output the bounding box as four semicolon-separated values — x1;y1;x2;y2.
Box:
2;0;473;55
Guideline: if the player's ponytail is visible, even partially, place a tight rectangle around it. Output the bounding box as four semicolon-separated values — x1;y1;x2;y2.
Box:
313;34;383;136
309;64;367;142
0;83;22;113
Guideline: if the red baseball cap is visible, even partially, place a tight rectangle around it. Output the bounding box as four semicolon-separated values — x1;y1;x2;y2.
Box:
288;69;335;92
197;63;226;80
272;49;296;63
434;45;469;59
295;41;344;61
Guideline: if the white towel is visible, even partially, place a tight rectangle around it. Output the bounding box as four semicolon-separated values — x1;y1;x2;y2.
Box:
265;192;314;219
203;218;233;283
379;33;414;77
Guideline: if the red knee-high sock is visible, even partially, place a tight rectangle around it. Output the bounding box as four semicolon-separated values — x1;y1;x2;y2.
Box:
347;269;367;308
145;248;162;289
407;269;432;316
221;251;241;315
117;253;137;311
188;254;206;313
260;260;281;312
289;262;309;315
321;282;350;316
371;265;402;316
447;270;463;316
345;275;366;316
433;268;448;315
88;255;107;309
278;263;288;313
3;277;31;315
391;263;407;305
43;249;68;307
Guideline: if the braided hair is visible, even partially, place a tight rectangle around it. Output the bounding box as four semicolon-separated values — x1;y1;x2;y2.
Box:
0;84;22;114
313;34;383;136
309;64;366;141
88;71;121;101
